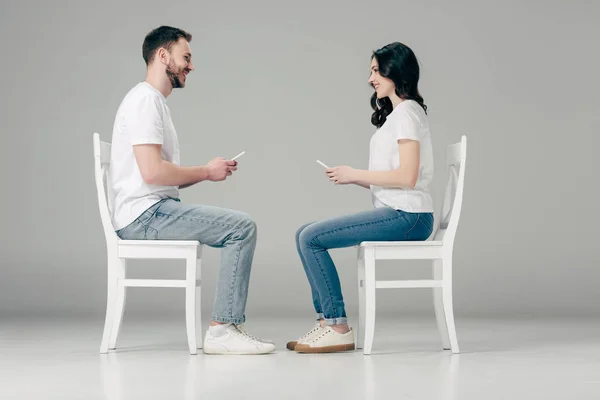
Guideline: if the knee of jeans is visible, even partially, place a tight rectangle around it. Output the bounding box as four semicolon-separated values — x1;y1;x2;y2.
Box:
295;223;312;245
238;214;257;238
295;226;304;245
298;226;321;249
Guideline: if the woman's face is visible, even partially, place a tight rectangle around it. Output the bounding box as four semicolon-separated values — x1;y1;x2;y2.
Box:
368;57;395;99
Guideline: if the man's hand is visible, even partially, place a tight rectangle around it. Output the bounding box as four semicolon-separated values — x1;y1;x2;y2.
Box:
326;165;357;185
207;157;237;181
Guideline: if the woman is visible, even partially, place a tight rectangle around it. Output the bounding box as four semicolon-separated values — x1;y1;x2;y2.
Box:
290;42;435;353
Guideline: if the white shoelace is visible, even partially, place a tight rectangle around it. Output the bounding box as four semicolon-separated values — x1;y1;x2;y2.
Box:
299;323;323;341
307;327;333;344
234;324;266;343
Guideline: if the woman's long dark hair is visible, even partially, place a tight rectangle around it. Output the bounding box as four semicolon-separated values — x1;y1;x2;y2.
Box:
370;42;427;128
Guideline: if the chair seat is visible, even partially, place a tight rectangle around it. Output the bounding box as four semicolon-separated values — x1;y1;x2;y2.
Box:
118;239;200;247
360;240;443;247
117;239;202;260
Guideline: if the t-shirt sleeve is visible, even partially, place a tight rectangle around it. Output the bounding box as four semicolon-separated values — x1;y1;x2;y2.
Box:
391;107;422;142
127;94;164;145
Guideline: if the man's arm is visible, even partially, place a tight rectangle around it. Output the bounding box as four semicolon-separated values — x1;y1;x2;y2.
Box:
133;144;236;186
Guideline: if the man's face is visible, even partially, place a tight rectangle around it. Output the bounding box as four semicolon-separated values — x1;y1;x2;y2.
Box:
164;38;194;89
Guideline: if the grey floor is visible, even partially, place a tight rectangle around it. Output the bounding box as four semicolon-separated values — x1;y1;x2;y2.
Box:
1;316;599;399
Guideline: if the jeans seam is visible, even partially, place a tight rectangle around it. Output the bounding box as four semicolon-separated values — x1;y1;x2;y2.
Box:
416;214;434;233
144;225;158;239
311;212;405;244
154;211;241;231
404;214;421;240
297;223;323;315
314;212;401;244
309;245;336;320
228;231;243;320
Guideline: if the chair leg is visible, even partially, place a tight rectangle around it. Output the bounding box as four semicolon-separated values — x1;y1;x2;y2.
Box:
185;255;198;355
442;256;460;354
363;248;376;355
100;257;119;354
195;257;203;349
433;259;451;350
109;258;127;350
356;248;366;350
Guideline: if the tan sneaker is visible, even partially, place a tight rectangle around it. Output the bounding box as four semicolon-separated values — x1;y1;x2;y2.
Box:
295;326;355;353
286;322;323;350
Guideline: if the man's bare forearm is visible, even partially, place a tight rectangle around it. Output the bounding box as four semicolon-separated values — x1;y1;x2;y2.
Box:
146;160;210;187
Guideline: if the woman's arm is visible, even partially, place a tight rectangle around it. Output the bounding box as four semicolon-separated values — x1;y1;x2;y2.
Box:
327;139;420;189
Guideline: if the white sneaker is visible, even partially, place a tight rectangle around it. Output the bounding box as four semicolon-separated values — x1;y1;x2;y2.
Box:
203;324;276;355
294;326;355;353
286;322;324;351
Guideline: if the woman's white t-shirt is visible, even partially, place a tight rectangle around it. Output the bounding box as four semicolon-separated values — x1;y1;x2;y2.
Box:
369;99;434;213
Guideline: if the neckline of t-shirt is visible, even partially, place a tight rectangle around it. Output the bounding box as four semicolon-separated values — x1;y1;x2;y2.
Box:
392;99;416;112
374;99;416;131
140;81;167;101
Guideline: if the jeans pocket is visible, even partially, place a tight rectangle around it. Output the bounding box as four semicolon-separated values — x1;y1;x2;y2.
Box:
115;219;153;240
403;213;421;241
406;213;434;241
138;199;169;225
115;221;135;239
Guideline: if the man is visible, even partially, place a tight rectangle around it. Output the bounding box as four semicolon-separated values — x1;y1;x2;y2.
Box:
109;26;274;355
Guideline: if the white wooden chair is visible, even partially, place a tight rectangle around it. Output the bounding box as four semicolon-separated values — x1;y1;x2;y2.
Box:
93;133;203;355
357;135;467;354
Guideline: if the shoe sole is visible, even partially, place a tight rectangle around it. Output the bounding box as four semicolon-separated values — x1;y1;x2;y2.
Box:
286;341;298;351
294;343;355;353
203;349;275;355
203;344;276;355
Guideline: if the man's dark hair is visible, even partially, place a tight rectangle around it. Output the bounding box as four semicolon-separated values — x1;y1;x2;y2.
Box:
142;26;192;66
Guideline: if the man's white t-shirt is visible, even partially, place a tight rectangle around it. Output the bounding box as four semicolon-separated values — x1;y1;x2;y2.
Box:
369;99;434;212
108;82;180;231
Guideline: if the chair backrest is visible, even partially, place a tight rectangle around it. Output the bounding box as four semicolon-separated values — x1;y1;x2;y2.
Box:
93;132;119;248
433;135;467;246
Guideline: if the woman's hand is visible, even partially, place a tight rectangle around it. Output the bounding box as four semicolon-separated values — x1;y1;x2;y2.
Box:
326;166;357;185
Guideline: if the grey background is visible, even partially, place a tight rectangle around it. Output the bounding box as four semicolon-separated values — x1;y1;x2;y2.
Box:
1;0;598;322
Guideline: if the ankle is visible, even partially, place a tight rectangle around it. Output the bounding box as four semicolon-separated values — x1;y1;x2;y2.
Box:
319;320;349;333
329;324;350;334
210;321;228;326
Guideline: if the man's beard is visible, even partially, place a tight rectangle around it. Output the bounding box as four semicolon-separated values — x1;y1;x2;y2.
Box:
166;61;186;89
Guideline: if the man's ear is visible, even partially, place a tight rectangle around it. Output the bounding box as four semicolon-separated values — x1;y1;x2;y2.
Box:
157;47;169;66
